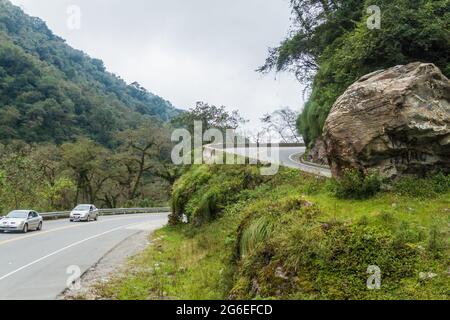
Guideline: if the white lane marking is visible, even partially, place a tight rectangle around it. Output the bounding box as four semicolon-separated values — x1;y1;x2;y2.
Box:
0;220;154;282
288;152;302;164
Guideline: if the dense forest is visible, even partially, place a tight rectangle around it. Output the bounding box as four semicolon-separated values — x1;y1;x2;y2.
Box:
0;0;185;212
0;0;180;145
260;0;450;146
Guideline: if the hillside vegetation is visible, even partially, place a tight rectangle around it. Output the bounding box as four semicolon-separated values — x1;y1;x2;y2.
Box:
0;0;184;212
93;165;449;300
260;0;450;146
0;0;180;145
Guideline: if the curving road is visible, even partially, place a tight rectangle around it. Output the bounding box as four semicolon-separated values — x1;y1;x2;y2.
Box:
222;145;332;177
0;213;168;300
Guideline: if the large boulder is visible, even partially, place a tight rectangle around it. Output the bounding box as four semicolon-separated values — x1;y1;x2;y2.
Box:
323;62;450;179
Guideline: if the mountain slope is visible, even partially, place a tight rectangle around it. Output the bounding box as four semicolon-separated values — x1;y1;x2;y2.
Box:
0;0;181;144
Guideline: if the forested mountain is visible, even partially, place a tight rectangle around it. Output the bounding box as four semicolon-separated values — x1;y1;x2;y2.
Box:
261;0;450;146
0;0;185;212
0;0;181;145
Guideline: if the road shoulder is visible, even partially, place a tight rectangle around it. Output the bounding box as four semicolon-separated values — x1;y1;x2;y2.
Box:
59;227;154;300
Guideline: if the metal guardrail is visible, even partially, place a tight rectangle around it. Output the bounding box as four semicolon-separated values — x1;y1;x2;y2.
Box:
299;158;331;170
204;143;332;178
206;142;305;148
39;207;171;220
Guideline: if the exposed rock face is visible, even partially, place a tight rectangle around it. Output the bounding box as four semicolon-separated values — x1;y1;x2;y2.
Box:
306;137;329;166
323;62;450;179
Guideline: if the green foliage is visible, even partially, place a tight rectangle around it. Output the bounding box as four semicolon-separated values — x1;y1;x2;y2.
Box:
228;168;448;299
262;0;450;145
171;165;265;225
39;177;76;210
0;146;42;211
427;224;447;259
170;165;213;224
0;0;180;146
137;198;156;208
239;215;275;260
0;1;183;212
0;131;174;213
234;219;422;299
94;165;450;300
331;169;382;199
171;101;245;138
92;224;236;300
393;172;450;198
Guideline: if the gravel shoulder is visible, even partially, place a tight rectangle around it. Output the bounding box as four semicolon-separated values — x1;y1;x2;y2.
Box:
59;224;158;300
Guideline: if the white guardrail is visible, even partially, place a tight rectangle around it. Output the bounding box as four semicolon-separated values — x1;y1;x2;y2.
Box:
38;207;171;220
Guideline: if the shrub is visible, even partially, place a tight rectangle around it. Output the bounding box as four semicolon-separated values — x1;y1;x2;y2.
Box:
332;169;381;199
234;209;421;300
394;221;424;248
189;181;238;225
138;198;156;208
304;176;327;195
235;197;316;260
170;165;267;226
427;224;447;259
393;172;450;198
170;166;212;224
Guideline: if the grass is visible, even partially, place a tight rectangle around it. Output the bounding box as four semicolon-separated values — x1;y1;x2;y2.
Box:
94;218;237;300
94;166;450;300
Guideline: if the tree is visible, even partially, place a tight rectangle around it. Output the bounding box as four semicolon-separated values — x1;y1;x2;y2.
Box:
261;107;301;143
30;144;63;186
245;128;271;145
0;136;174;211
172;101;246;136
61;138;112;204
115;122;170;200
39;177;76;210
258;0;366;84
0;143;41;210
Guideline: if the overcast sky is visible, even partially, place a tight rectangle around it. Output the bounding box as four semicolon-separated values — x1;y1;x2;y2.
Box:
10;0;305;130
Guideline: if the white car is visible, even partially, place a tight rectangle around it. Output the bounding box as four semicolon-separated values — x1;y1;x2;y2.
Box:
0;210;43;233
69;204;99;222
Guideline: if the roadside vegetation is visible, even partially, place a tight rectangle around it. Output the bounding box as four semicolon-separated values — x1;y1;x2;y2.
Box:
94;165;449;300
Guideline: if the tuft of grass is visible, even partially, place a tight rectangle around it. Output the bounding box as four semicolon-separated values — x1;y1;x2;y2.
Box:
239;215;275;260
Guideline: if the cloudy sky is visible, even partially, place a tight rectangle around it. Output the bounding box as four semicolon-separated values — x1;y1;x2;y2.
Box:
10;0;305;130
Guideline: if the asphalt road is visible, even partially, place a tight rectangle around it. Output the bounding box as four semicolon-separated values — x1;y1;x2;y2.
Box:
224;146;332;177
0;213;168;300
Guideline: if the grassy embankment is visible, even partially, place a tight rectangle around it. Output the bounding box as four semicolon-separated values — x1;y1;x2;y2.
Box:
93;165;449;300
